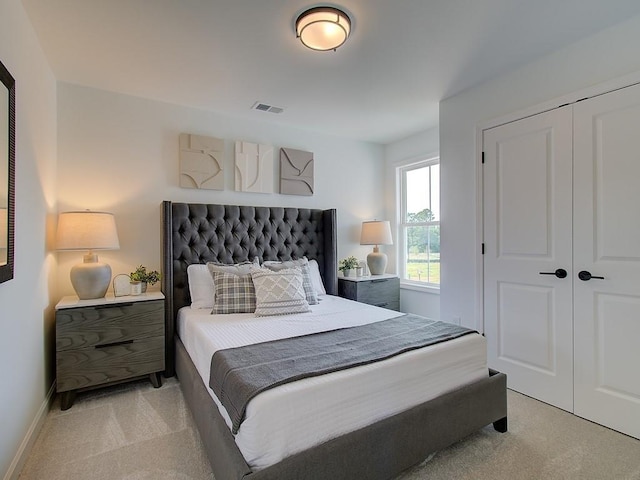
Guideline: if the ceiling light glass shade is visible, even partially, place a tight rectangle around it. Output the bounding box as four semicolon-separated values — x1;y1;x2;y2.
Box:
296;7;351;51
56;211;120;299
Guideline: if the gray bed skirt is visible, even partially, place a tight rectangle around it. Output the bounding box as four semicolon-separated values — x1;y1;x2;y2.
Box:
175;336;507;480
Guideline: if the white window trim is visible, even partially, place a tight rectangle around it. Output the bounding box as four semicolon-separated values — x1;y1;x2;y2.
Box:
397;156;440;292
400;279;441;294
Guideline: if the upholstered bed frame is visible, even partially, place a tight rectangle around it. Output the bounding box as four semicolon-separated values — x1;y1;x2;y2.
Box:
161;201;507;480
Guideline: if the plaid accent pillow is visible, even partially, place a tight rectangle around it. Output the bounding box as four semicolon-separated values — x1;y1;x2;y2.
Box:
207;258;260;309
210;271;256;314
251;268;311;317
262;257;319;305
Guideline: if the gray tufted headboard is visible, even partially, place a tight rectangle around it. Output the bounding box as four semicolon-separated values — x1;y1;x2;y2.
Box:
161;201;337;375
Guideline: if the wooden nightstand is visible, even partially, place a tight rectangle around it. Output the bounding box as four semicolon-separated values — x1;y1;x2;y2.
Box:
338;274;400;311
55;291;165;410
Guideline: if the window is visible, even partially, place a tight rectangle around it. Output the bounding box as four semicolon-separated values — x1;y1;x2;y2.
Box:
398;159;440;287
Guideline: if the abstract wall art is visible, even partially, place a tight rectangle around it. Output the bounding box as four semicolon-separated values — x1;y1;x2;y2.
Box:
280;147;314;196
235;141;274;193
179;133;224;190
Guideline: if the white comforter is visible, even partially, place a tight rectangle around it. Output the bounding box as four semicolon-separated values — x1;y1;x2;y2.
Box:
178;295;487;470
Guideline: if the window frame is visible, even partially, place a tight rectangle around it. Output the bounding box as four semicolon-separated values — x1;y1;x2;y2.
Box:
397;157;440;292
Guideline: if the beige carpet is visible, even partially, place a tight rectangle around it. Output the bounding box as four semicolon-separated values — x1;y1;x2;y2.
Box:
19;378;640;480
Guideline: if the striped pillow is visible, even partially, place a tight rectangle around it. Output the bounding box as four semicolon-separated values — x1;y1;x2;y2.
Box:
251;268;311;317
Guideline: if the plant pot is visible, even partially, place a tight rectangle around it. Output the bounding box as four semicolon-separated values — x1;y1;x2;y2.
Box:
130;281;142;296
141;281;147;293
342;269;356;277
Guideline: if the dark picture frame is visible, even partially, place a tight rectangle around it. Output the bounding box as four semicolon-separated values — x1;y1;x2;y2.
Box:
0;59;15;284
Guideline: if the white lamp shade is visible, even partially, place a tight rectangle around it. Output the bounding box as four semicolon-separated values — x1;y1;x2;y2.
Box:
360;220;393;246
0;208;7;249
56;211;119;299
56;211;120;251
296;7;351;51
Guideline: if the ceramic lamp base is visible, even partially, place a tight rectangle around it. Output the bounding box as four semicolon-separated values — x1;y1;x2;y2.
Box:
70;253;112;299
367;247;388;275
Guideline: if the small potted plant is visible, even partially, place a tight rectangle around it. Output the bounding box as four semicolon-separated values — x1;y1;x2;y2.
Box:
129;265;161;293
339;256;359;277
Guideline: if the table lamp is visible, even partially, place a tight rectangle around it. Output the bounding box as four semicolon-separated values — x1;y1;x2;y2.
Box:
56;210;120;299
360;220;393;275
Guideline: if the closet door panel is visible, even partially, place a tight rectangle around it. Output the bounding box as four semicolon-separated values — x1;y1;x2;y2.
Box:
483;106;573;411
574;83;640;440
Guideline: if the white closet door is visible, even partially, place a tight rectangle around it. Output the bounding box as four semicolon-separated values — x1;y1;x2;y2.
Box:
483;106;574;411
573;83;640;439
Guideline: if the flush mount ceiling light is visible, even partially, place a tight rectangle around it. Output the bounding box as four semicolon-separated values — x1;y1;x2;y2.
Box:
295;6;351;51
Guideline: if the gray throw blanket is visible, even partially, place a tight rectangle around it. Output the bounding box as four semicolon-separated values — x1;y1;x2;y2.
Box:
209;314;476;433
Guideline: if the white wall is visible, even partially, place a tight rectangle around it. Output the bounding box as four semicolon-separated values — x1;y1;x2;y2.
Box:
440;14;640;331
56;84;386;295
384;128;440;319
0;1;57;478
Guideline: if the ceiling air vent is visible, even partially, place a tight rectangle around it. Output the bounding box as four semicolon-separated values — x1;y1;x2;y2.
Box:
251;102;284;114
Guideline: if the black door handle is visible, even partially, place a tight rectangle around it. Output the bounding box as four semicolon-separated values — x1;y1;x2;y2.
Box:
539;268;568;279
578;270;605;281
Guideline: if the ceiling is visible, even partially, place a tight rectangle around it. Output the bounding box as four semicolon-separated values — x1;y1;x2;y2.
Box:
21;0;640;144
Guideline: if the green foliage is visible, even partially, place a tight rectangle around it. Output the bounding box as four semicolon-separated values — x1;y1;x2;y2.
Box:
338;256;359;271
407;208;434;222
407;208;440;254
130;265;161;285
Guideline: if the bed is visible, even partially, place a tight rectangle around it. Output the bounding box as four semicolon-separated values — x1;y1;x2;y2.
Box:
161;201;507;480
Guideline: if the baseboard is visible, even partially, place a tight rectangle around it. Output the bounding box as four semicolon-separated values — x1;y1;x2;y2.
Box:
3;381;56;480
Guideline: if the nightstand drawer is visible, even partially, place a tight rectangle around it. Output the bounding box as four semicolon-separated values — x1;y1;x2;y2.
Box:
360;278;399;307
56;300;164;351
338;276;400;310
56;336;165;392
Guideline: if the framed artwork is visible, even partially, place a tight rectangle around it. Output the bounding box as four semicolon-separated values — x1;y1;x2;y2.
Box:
179;133;224;190
112;274;132;297
0;59;15;285
280;147;314;196
235;141;273;193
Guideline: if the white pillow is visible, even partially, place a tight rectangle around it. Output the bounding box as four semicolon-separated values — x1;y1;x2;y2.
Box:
251;268;310;316
206;258;260;276
187;264;215;309
308;259;327;295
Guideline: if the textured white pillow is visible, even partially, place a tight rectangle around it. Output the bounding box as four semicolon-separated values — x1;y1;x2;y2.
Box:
308;259;326;295
251;268;311;316
187;264;215;309
263;257;319;305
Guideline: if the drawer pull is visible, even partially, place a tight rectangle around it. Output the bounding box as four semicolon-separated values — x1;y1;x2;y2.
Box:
371;279;388;284
375;302;389;307
94;303;134;310
95;339;134;349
